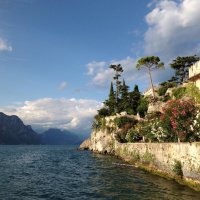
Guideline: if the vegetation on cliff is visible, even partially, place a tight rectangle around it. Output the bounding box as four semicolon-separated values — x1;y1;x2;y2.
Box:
92;55;200;144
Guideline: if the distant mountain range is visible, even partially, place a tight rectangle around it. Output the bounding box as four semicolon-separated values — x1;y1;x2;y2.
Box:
0;112;40;144
40;128;81;145
0;112;82;145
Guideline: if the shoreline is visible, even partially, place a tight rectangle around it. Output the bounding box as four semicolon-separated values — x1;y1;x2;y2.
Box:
79;139;200;192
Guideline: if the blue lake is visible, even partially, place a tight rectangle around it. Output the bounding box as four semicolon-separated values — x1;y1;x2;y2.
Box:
0;145;200;200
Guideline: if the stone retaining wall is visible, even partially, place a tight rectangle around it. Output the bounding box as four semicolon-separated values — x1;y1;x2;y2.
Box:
115;142;200;182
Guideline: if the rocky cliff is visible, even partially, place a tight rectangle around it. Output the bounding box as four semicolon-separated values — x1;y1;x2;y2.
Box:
0;112;40;144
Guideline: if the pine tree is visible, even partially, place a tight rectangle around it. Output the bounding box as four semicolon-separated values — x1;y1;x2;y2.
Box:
136;56;164;100
110;64;123;103
170;55;200;84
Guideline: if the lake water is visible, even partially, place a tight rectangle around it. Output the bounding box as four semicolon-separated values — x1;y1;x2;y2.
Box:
0;145;200;200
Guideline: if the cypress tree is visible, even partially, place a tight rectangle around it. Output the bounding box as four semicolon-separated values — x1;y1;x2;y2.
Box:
119;79;129;113
104;82;116;115
134;84;139;93
128;84;141;114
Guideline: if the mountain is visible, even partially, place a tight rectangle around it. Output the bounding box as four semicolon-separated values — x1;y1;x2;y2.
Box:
0;112;40;144
40;128;81;145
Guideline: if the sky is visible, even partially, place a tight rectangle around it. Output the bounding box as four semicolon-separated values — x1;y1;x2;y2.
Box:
0;0;200;135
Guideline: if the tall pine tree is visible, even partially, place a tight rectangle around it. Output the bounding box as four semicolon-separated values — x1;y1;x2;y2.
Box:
109;64;123;103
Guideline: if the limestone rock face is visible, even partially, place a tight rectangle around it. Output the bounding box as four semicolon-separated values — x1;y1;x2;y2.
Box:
147;101;167;113
90;129;115;154
79;138;92;150
79;130;115;154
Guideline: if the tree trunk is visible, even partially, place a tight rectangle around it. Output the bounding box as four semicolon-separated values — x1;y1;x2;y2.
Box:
148;67;155;100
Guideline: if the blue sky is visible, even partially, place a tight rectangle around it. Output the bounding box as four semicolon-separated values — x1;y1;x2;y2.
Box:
0;0;149;104
0;0;200;134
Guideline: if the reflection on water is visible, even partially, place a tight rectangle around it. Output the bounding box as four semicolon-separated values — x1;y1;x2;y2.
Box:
0;145;199;200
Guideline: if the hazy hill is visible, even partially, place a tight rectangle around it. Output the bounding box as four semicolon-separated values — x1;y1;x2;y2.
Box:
0;112;40;144
40;128;81;145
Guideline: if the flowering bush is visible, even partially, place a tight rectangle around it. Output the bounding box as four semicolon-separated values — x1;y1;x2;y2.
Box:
125;127;142;142
161;100;197;142
125;117;168;143
190;111;200;141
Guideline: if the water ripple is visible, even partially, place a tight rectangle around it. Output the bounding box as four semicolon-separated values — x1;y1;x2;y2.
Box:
0;145;200;200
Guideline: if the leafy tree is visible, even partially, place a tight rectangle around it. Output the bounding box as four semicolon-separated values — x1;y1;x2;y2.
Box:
110;64;123;103
170;55;200;84
136;56;164;99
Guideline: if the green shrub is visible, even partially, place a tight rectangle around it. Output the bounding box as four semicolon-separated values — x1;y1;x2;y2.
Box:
172;87;186;99
162;94;171;102
92;115;106;131
115;123;134;143
125;127;142;142
158;86;168;96
92;115;101;130
172;160;183;177
185;83;200;104
160;81;177;88
137;97;148;118
98;107;109;117
158;82;177;97
114;116;137;128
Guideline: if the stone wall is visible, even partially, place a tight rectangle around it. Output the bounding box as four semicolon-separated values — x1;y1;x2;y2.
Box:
189;61;200;78
194;79;200;90
115;142;200;182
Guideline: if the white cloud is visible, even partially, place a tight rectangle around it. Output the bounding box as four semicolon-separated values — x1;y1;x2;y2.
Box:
87;0;200;91
0;98;102;131
58;81;68;91
87;61;106;75
86;56;168;91
87;57;143;87
0;38;12;52
144;0;200;59
147;0;159;8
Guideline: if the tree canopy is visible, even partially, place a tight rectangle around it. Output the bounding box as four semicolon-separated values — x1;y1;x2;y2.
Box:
170;55;200;84
136;56;164;99
110;64;123;103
